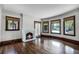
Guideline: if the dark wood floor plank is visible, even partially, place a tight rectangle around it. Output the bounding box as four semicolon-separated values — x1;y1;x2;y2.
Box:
0;37;79;54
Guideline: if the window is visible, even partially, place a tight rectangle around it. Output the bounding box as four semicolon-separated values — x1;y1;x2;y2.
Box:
63;16;75;36
50;19;61;34
42;21;49;33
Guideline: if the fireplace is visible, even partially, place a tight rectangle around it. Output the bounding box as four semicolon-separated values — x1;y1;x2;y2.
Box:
26;32;33;39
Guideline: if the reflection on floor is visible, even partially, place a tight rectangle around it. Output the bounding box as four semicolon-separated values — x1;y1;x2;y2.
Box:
0;37;79;54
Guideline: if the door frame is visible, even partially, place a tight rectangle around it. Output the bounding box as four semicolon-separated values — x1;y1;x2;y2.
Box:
34;21;41;37
34;21;41;29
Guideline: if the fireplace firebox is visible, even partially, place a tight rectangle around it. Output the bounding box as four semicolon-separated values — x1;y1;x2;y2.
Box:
26;32;33;39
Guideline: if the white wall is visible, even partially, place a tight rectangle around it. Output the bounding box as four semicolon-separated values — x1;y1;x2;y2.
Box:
22;14;39;42
1;9;22;42
41;8;79;41
0;5;40;42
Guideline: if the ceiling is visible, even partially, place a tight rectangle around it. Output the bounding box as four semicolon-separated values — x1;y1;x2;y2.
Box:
3;4;79;18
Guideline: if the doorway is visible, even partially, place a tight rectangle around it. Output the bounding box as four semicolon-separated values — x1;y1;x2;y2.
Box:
34;21;41;38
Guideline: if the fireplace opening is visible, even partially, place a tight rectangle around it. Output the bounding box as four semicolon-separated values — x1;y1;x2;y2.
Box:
26;32;33;39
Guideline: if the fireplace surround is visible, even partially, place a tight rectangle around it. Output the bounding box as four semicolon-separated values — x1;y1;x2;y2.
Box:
22;30;37;42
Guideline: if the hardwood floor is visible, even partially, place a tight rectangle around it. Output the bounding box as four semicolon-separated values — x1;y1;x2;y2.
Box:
0;37;79;54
